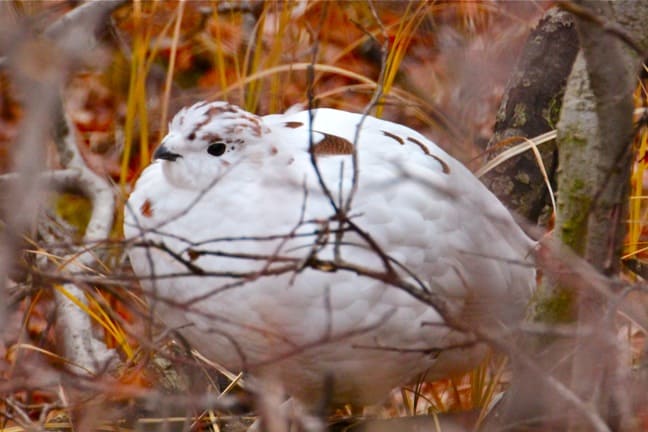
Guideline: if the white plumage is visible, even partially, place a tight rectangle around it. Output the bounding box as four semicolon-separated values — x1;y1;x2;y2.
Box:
124;101;535;406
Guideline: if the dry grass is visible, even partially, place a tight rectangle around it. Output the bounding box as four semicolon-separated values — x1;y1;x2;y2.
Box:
5;1;648;431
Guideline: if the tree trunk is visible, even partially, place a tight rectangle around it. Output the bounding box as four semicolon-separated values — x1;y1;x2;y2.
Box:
481;7;578;224
491;1;648;430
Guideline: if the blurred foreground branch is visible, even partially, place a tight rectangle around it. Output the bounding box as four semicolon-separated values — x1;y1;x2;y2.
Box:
0;0;126;377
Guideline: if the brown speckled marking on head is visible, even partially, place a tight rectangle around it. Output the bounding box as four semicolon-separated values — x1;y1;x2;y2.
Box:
189;103;240;138
222;114;265;138
283;121;303;129
190;111;216;137
311;133;354;155
189;104;267;140
243;114;264;137
207;104;239;116
140;199;153;218
270;146;278;155
382;130;404;145
203;133;224;143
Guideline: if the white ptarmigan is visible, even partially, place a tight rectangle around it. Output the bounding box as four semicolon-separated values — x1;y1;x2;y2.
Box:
124;101;535;407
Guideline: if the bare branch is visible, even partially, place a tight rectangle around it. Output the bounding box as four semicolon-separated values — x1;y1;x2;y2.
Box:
557;1;646;57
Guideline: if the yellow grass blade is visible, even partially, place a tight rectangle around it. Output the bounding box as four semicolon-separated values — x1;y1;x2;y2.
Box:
8;343;95;375
158;0;187;141
87;290;134;359
475;130;557;178
54;284;133;359
626;124;648;258
376;2;429;118
212;62;377;102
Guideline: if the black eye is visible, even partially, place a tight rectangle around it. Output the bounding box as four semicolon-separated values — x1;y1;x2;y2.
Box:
207;142;227;157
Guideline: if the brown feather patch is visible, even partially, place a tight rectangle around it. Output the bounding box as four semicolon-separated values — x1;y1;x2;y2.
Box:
406;137;450;174
382;130;405;145
311;133;354;155
283;121;304;129
430;154;451;174
203;133;224;143
140;199;153;218
406;136;431;155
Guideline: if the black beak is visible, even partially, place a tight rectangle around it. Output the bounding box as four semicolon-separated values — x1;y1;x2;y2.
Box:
154;145;182;161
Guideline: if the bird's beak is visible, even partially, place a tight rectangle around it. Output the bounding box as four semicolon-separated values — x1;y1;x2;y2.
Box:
154;145;182;162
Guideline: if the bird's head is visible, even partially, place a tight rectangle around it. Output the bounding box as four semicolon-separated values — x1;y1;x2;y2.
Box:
153;101;270;190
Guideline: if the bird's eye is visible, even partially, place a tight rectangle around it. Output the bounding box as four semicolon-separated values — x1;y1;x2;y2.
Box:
207;142;227;157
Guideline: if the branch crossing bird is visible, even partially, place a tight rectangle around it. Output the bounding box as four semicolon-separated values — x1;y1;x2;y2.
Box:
124;101;536;407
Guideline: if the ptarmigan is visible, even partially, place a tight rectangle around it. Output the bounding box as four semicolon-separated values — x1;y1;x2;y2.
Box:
124;101;535;407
